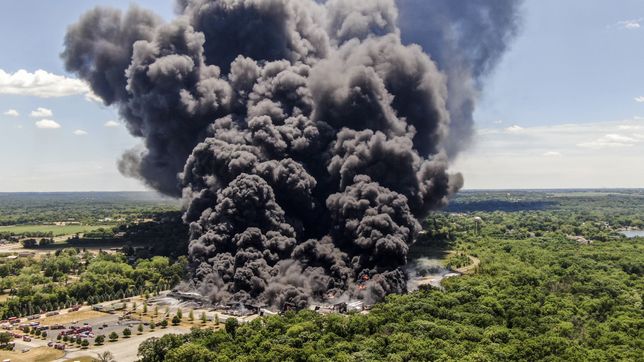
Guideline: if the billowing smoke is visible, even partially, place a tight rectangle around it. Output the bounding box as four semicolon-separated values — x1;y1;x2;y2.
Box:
63;0;520;307
397;0;523;157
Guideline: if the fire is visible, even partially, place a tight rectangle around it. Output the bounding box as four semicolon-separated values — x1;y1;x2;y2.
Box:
356;274;370;290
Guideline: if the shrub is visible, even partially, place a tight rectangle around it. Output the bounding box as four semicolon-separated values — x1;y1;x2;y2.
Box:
94;335;105;345
109;332;119;342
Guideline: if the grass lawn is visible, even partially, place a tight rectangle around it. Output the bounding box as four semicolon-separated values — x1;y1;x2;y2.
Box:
63;357;96;362
40;310;107;326
0;347;64;362
0;224;109;236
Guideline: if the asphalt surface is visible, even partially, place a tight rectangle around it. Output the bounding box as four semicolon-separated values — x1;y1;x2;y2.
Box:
55;326;190;362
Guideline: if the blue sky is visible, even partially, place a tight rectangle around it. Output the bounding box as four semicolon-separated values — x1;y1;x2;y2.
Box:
1;0;643;191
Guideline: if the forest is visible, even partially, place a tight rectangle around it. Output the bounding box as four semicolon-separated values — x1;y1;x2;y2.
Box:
136;190;643;361
0;192;179;227
0;250;188;319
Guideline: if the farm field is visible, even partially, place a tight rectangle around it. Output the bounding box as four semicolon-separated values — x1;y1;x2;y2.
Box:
0;224;109;237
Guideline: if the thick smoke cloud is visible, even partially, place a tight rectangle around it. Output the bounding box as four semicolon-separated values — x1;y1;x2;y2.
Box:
63;0;519;308
397;0;523;157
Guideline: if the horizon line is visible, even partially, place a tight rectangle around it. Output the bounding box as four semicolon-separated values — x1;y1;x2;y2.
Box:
1;187;643;194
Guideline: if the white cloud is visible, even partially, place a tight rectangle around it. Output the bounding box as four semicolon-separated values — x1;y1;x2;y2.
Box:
504;125;524;134
73;129;88;136
84;91;103;103
3;109;19;117
617;19;641;29
104;120;121;128
0;69;91;98
577;133;639;149
35;119;61;129
452;118;644;189
30;107;53;117
635;96;644;103
543;151;561;157
493;119;504;124
618;124;642;130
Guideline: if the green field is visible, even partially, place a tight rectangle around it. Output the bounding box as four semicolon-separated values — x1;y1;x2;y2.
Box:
0;224;109;236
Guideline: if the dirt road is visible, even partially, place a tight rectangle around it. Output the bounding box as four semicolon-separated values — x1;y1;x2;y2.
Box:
454;255;480;274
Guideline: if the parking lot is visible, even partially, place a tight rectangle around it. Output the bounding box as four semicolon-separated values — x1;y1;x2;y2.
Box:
1;298;201;361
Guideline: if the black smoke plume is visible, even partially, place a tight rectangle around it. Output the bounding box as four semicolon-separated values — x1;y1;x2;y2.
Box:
63;0;520;307
397;0;523;157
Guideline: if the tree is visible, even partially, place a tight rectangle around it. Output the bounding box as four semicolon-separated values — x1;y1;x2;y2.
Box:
138;323;144;334
137;333;188;362
96;351;116;362
201;311;207;324
123;328;132;338
143;303;148;315
81;339;89;349
215;314;219;325
176;308;183;320
225;318;238;337
160;319;168;329
94;334;105;345
21;239;37;248
62;335;69;343
188;309;194;322
41;331;47;339
166;343;217;362
109;331;119;342
172;315;181;326
57;334;62;341
154;305;159;316
150;322;156;330
0;332;12;345
76;336;82;345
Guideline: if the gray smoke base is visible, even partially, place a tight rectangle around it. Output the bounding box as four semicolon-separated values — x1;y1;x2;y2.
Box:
63;0;520;308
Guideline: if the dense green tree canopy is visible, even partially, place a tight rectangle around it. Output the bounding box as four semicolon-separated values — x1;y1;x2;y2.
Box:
136;191;643;361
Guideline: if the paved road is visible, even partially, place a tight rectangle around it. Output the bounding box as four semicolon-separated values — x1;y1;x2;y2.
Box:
56;326;190;362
